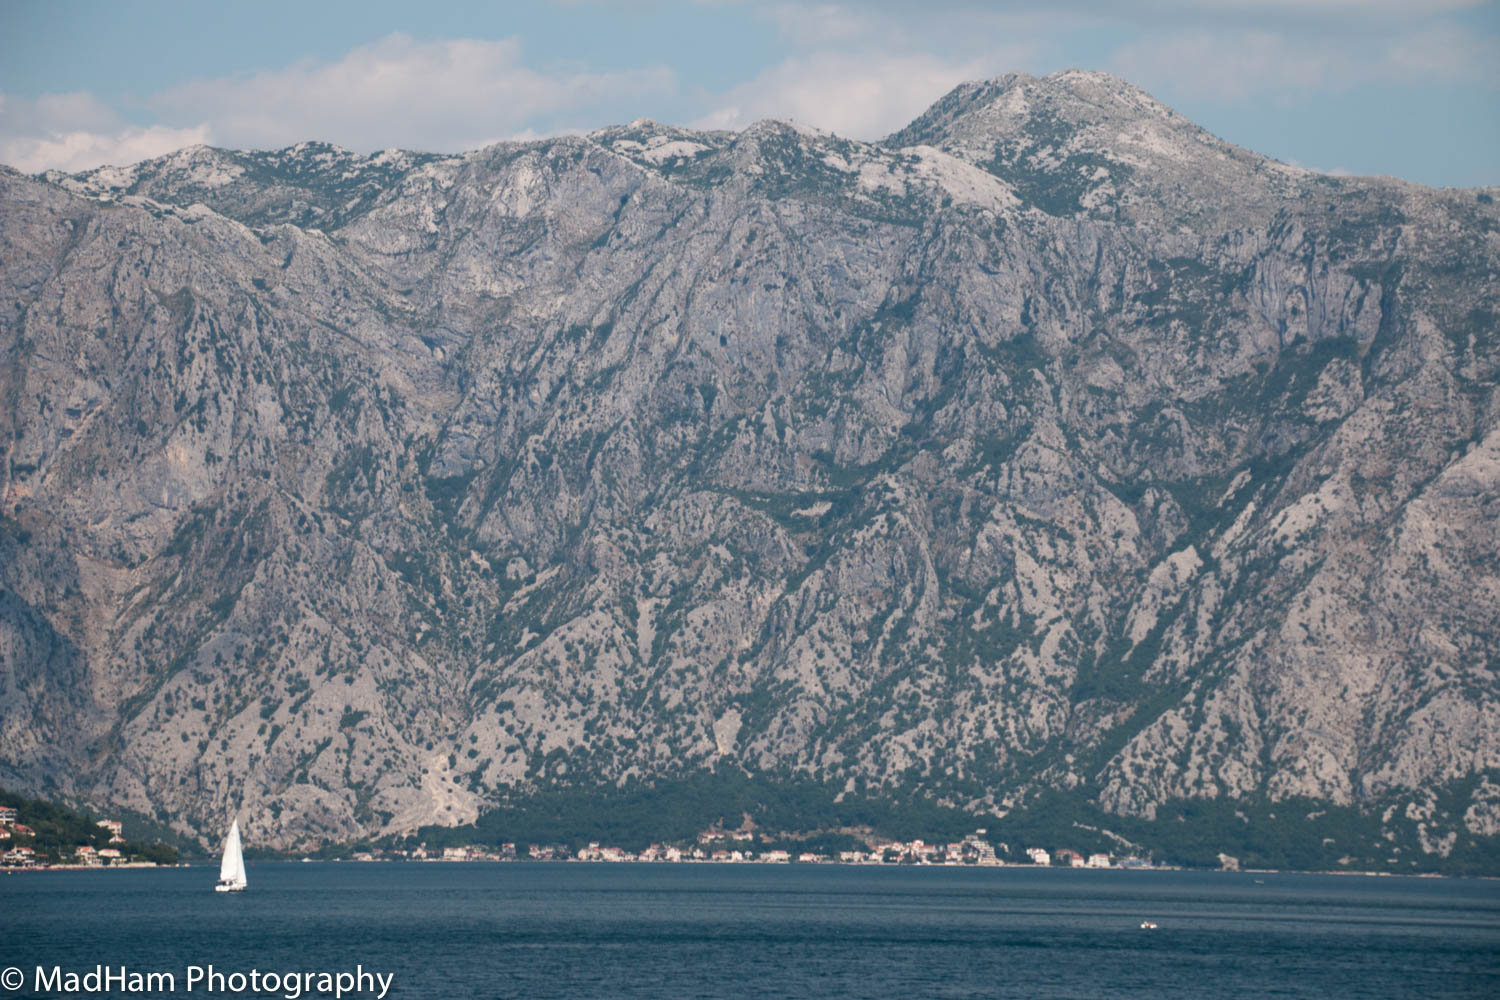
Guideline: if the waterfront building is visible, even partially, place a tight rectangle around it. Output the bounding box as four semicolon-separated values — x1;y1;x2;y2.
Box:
2;846;36;866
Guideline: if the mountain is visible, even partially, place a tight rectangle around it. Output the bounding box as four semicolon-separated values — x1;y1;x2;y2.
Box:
2;71;1497;866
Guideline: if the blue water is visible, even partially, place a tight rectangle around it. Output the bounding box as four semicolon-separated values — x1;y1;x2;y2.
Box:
3;863;1497;998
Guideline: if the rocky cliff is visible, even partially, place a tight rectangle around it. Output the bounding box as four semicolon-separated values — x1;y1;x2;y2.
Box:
2;70;1497;861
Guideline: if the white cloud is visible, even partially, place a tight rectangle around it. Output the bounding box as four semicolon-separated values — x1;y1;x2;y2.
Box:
1;122;214;174
1167;0;1484;11
759;3;881;44
692;48;1031;139
752;0;1487;26
1285;158;1355;177
755;2;1083;53
1110;31;1341;101
1109;19;1498;103
6;92;120;135
1;33;677;173
150;33;676;153
1384;23;1500;85
0;91;213;173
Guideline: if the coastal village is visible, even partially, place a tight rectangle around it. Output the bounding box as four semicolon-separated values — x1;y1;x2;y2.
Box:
0;805;159;869
365;829;1153;869
3;799;1155;871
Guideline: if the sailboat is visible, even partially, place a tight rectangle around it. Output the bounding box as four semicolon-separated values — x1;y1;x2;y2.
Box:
215;818;248;892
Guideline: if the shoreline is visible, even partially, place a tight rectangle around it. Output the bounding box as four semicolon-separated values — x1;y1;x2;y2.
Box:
6;859;1490;879
3;862;165;872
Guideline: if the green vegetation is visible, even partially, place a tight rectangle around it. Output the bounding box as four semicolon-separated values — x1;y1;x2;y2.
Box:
358;773;1500;875
0;788;179;866
977;788;1500;876
983;108;1133;218
387;768;980;854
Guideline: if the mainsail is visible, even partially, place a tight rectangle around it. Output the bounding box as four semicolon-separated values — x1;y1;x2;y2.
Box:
216;818;247;891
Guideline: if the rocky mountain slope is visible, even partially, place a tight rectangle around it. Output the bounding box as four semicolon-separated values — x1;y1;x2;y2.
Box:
2;70;1497;861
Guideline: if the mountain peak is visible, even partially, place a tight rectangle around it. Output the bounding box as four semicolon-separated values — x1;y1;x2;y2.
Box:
887;68;1310;225
888;71;1162;144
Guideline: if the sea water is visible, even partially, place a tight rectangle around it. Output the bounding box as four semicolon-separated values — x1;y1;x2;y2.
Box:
3;863;1497;998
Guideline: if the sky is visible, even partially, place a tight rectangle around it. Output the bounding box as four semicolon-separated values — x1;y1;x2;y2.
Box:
0;1;1496;187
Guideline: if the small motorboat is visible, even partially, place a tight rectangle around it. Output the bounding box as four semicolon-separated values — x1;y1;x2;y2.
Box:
1140;920;1158;930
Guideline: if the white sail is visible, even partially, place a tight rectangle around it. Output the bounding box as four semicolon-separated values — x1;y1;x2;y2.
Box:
216;818;247;890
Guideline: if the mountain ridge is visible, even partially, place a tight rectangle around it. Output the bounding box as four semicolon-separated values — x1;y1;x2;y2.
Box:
1;73;1497;868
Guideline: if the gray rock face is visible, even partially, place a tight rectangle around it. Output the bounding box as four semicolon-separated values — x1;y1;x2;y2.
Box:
2;71;1497;852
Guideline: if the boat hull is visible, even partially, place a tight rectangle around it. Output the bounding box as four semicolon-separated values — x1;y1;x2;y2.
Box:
214;882;246;893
